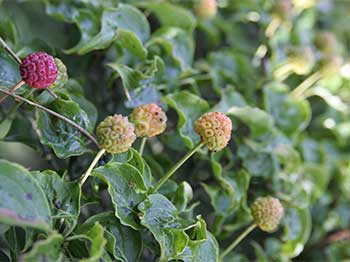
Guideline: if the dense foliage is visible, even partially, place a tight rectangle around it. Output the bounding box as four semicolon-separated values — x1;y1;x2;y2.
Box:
0;0;349;261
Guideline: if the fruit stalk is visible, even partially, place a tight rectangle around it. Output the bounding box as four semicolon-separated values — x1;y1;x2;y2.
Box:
139;137;147;156
219;224;257;259
290;71;322;98
79;148;106;186
0;87;99;146
151;141;203;193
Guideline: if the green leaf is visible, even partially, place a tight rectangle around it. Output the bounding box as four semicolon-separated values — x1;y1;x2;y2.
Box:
64;9;100;54
0;51;21;88
228;106;274;138
148;27;194;70
20;233;64;262
68;4;150;55
138;194;191;261
35;97;92;159
140;2;196;32
281;207;311;258
76;222;107;262
264;83;311;137
237;142;278;178
92;162;147;229
116;29;148;60
163;91;209;148
0;159;51;231
183;232;219;262
83;212;142;262
31;170;81;235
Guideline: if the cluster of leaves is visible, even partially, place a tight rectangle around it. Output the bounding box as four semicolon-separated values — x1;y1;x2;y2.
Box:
0;0;349;261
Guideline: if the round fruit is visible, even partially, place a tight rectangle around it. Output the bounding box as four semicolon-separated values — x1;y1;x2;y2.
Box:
19;51;57;89
96;114;136;154
194;112;232;151
130;103;167;138
251;196;284;232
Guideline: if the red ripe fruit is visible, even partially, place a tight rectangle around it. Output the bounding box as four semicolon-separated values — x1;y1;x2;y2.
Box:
19;51;58;89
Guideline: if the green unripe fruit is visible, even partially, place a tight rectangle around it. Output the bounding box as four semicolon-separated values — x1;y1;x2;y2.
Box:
320;55;343;77
194;0;217;20
49;58;68;89
194;112;232;152
315;32;338;55
130;103;167;138
251;196;284;232
96;114;136;154
287;46;315;75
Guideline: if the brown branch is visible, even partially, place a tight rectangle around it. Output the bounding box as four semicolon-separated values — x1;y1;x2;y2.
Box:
319;230;350;247
0;87;99;147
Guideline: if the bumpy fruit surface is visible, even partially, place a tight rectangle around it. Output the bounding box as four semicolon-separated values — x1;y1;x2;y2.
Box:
19;51;57;89
194;0;217;19
96;114;136;154
49;58;68;89
251;197;284;232
194;112;232;151
130;103;167;138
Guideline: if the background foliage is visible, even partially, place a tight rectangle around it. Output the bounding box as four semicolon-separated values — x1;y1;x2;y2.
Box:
0;0;349;261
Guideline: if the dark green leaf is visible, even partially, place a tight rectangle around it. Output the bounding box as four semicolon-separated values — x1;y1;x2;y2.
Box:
35;97;92;158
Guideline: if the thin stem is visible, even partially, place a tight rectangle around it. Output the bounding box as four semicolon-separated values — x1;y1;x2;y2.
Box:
139;137;147;156
0;87;99;147
79;149;106;186
151;142;203;193
265;18;281;37
0;36;22;64
220;224;257;260
290;71;322;98
274;63;293;81
46;88;58;99
0;80;25;104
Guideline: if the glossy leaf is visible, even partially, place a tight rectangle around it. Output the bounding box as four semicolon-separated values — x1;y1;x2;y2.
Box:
35;97;92;159
92;162;147;229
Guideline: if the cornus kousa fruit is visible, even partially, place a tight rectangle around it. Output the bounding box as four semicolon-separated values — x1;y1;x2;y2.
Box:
19;51;58;89
194;112;232;151
96;114;136;154
130;103;167;138
49;58;68;89
287;46;315;75
194;0;217;19
251;196;284;232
